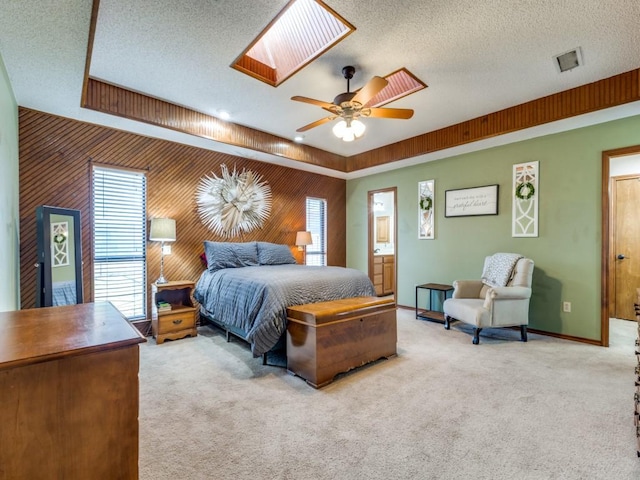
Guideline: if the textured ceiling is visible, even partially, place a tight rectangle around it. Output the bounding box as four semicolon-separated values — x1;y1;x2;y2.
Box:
1;0;640;178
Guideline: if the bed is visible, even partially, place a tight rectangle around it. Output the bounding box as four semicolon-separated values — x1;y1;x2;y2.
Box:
193;241;376;357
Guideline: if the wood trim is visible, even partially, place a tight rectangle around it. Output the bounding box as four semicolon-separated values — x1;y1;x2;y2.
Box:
608;175;616;325
396;304;605;346
80;0;101;108
525;328;603;347
348;69;640;172
601;144;640;348
90;159;150;175
367;187;397;302
80;1;640;173
82;68;640;174
232;56;277;86
84;78;345;171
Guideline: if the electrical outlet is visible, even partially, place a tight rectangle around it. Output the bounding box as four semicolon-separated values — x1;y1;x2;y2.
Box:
563;301;571;313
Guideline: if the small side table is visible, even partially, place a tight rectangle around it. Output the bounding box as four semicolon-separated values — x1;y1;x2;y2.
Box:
415;283;454;323
151;280;198;344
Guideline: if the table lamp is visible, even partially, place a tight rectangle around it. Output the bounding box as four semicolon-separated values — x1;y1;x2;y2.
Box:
149;218;176;284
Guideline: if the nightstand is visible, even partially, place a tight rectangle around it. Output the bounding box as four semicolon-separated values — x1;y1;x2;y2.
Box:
151;280;197;344
415;283;453;323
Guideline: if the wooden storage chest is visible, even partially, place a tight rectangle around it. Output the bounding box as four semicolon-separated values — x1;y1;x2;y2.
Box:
286;296;396;388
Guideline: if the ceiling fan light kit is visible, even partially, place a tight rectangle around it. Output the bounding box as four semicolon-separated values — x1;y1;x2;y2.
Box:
332;118;365;142
292;65;414;141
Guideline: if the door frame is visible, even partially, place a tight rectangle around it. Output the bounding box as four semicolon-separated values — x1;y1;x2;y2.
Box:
368;187;397;301
601;144;640;347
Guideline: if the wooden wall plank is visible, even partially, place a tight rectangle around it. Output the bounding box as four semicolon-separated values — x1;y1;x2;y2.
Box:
19;109;346;312
82;68;640;175
84;78;345;171
348;68;640;171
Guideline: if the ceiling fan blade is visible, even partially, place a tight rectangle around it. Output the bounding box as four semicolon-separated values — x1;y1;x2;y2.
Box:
291;96;336;111
296;116;335;132
351;76;388;106
366;107;414;119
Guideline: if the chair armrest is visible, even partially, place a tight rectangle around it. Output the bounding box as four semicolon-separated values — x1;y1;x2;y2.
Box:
483;286;532;323
483;287;531;309
452;280;484;298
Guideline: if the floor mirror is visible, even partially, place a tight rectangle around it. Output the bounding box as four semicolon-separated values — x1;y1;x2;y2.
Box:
35;205;83;307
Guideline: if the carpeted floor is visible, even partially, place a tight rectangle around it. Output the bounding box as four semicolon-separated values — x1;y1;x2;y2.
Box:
138;309;640;480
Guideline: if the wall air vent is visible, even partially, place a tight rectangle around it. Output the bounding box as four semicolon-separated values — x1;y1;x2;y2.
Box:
553;47;583;73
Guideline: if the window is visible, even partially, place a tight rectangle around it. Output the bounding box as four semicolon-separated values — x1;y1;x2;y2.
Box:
306;197;327;265
93;166;147;320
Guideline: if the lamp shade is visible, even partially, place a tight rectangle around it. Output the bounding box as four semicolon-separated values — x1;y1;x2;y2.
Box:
295;231;313;246
149;218;176;241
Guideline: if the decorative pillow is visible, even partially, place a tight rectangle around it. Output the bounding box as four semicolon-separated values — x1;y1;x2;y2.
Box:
256;242;297;265
204;241;259;271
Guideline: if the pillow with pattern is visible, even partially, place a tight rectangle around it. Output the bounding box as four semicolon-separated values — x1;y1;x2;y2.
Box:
256;242;297;265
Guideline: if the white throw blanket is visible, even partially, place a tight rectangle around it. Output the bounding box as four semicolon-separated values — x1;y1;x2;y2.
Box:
481;253;523;287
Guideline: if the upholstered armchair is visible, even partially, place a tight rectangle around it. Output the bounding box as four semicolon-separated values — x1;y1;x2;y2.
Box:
442;256;534;344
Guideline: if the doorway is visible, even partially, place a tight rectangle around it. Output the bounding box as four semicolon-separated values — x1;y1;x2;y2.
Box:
601;145;640;346
368;188;397;301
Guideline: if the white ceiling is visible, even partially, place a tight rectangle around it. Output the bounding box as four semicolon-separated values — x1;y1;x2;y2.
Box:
1;0;640;179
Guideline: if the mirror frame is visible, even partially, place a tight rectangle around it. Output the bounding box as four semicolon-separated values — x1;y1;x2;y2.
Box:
36;205;83;307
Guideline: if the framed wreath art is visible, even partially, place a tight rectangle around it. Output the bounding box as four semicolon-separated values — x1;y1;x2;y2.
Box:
51;221;70;267
418;179;435;239
196;164;272;238
512;161;539;237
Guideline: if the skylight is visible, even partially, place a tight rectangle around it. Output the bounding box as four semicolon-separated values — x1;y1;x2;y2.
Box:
231;0;355;86
366;68;427;107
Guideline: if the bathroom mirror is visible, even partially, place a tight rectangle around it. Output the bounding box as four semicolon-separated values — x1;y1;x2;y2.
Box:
36;206;83;307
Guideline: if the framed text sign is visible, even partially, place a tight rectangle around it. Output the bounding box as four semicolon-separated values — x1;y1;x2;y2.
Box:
445;184;499;217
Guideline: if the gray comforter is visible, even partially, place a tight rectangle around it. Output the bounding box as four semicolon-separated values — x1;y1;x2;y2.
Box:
193;264;376;356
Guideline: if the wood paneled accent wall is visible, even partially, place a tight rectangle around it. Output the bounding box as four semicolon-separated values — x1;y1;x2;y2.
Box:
18;108;346;311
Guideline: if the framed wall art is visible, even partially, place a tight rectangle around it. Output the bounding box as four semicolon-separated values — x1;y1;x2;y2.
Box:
512;161;539;237
418;179;435;239
445;184;499;217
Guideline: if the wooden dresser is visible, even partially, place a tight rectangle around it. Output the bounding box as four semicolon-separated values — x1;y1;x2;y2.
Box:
0;302;146;479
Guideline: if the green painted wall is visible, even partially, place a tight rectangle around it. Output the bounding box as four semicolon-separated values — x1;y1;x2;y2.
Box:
0;51;19;312
347;114;640;341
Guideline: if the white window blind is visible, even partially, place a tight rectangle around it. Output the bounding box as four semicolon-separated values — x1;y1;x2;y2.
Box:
306;197;327;266
93;166;147;320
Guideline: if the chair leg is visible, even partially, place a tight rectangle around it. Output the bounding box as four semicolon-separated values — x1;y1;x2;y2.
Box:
444;315;451;330
520;325;528;342
472;328;482;345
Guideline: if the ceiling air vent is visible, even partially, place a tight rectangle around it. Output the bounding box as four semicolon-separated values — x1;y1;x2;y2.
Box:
553;47;583;73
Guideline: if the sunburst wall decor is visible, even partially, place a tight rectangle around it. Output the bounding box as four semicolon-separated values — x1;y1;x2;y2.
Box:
196;164;272;238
